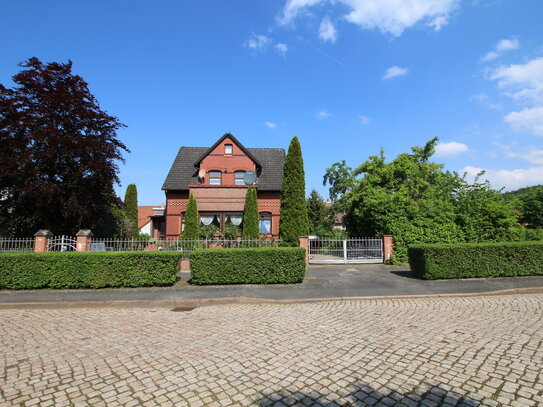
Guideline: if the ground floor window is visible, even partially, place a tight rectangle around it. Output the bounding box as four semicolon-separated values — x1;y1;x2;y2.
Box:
259;212;272;234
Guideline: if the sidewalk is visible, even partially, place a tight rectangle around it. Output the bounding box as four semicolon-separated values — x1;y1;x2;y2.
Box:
1;264;542;308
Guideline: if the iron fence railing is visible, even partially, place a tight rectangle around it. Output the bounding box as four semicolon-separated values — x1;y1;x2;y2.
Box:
90;238;282;258
0;238;35;253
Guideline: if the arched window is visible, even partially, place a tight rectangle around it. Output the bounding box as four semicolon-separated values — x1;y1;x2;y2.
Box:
259;212;272;234
234;171;245;185
209;171;222;185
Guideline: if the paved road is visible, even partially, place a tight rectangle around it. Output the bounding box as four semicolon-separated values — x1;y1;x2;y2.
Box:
1;264;543;305
1;295;542;407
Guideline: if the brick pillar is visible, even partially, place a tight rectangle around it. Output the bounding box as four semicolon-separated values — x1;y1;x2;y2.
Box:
382;235;394;262
299;236;309;266
76;229;93;252
34;230;53;252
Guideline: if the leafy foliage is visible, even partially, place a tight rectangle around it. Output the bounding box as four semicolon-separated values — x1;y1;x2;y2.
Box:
519;186;543;228
199;224;219;239
325;138;520;263
183;194;199;239
280;137;309;246
408;241;543;280
242;186;259;239
307;189;333;236
123;184;139;238
223;224;241;240
190;247;306;285
0;58;127;236
0;251;180;289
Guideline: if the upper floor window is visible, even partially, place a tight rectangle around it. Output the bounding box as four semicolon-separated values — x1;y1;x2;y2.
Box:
209;171;222;185
225;144;232;155
235;171;245;185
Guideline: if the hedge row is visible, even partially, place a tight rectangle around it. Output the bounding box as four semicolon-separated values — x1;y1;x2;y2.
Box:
0;251;181;289
408;241;543;280
190;247;306;285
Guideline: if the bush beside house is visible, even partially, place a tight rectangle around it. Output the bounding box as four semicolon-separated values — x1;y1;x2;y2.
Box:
190;247;306;285
0;251;180;289
408;241;543;280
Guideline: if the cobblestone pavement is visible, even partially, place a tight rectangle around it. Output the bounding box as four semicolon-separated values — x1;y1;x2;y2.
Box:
1;295;542;407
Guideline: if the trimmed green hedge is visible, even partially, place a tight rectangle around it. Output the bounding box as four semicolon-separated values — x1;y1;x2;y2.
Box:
408;241;543;280
190;247;306;285
0;251;181;289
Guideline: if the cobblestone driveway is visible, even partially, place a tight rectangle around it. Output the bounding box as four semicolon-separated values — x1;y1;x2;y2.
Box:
1;295;542;407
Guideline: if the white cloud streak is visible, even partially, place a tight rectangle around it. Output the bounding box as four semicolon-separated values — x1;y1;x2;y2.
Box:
434;141;469;157
275;43;289;57
358;115;370;125
319;17;337;42
462;165;543;191
244;34;271;52
264;121;277;128
382;66;409;80
482;38;520;61
280;0;459;36
316;110;332;119
504;107;543;136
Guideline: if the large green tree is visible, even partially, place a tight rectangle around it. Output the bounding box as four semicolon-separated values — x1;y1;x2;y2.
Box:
123;184;139;239
0;58;127;236
307;189;333;236
518;186;543;228
280;137;309;246
242;186;259;240
325;138;520;263
183;194;199;239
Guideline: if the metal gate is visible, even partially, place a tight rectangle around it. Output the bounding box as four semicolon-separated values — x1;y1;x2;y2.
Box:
309;237;383;264
47;235;77;252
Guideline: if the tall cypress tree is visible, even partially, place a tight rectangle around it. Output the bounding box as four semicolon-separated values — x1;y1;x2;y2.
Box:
123;184;139;238
183;194;200;239
242;187;259;240
280;137;309;246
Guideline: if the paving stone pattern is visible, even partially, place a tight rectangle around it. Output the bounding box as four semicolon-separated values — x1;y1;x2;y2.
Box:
1;295;542;407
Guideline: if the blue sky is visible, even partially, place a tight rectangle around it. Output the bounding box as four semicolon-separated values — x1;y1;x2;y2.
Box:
2;0;543;205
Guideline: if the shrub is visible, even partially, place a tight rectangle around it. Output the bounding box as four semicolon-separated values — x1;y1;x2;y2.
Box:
408;241;543;280
190;247;306;285
0;251;181;289
242;186;259;240
183;194;199;239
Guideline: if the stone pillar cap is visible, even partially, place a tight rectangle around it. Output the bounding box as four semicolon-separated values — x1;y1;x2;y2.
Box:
34;230;53;237
76;229;93;237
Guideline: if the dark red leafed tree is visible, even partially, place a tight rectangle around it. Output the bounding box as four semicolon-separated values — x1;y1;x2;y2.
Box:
0;58;128;236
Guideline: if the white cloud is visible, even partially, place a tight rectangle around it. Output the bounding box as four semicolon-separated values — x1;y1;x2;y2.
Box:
382;66;409;80
280;0;323;24
264;121;277;129
461;165;543;191
482;38;520;61
489;57;543;103
244;34;271;52
434;141;469;157
275;43;289;57
358;115;370;125
469;92;502;110
316;110;332;119
319;17;337;43
281;0;459;36
504;106;543;136
507;148;543;165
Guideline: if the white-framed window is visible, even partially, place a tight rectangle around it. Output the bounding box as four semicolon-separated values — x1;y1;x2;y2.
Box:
235;171;245;185
259;212;272;234
225;144;232;155
209;171;222;185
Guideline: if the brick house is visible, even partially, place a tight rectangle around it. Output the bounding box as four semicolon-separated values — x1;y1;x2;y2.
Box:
161;133;284;239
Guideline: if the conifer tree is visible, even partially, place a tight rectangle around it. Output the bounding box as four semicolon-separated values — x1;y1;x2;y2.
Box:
123;184;139;238
280;136;309;245
183;194;200;239
242;187;259;240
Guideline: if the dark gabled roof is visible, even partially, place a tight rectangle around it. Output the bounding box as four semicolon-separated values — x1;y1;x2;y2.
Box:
194;132;261;169
161;146;285;191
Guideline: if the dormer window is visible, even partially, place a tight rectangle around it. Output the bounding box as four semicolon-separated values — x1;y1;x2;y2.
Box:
209;171;222;185
225;144;232;155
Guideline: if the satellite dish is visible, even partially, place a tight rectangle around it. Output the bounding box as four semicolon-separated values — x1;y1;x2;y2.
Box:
244;170;257;185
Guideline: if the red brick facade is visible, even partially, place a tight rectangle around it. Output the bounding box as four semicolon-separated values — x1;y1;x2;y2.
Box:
163;134;283;239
